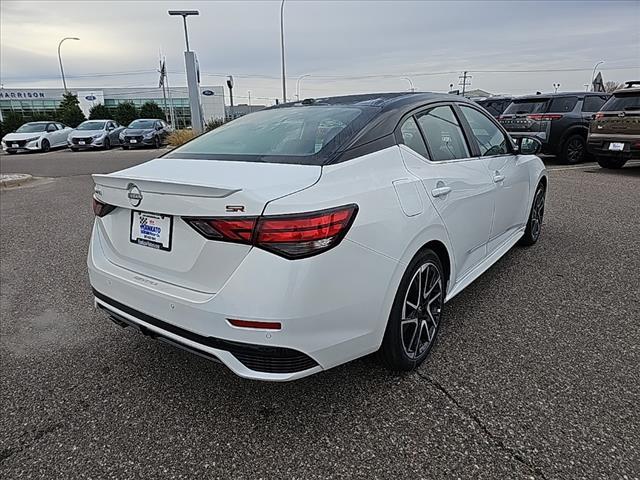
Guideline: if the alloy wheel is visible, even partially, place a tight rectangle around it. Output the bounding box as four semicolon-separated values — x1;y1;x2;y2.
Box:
400;261;443;359
530;187;545;240
566;138;584;164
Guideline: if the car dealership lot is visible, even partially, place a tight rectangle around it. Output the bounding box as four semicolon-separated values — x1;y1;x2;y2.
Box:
1;151;639;479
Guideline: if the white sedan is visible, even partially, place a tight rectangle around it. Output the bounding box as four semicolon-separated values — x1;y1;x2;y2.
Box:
89;93;547;381
2;121;72;153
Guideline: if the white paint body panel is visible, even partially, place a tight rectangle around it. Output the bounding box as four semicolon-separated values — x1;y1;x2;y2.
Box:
88;144;546;381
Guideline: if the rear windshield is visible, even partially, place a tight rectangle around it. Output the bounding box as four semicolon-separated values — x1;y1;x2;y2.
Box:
165;106;376;165
477;99;511;117
503;99;549;114
601;92;640;111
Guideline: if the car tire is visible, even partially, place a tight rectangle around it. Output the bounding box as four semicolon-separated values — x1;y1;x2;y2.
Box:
104;138;111;150
154;136;161;149
70;147;78;152
40;139;50;153
561;134;586;165
379;249;445;371
519;182;546;247
6;150;17;155
596;156;627;169
122;146;129;150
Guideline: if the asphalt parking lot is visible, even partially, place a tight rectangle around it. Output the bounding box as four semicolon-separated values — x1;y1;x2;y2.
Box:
1;149;639;479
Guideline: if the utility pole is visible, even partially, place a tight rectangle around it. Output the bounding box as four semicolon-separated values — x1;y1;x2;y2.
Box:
159;58;169;124
458;71;472;97
280;0;287;103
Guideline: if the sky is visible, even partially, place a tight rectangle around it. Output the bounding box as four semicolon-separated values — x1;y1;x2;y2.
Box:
1;0;639;105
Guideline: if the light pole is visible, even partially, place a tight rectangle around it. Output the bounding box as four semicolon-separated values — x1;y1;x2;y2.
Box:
591;60;604;91
553;83;561;93
296;74;311;100
58;37;79;92
402;77;415;92
280;0;287;103
168;10;203;132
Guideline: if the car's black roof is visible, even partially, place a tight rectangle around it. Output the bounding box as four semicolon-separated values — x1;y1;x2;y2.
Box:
513;91;608;100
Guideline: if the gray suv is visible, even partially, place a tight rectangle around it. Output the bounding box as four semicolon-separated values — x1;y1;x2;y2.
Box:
499;92;609;164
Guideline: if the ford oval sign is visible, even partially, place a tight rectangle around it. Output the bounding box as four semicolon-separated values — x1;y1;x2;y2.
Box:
85;95;97;101
202;90;214;96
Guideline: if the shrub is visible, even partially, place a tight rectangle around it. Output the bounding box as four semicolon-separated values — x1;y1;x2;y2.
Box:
1;111;25;134
167;129;197;147
89;103;112;120
205;118;225;132
139;101;165;120
114;101;138;127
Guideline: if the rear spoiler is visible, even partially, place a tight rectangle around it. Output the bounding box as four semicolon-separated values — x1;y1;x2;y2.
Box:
92;174;240;198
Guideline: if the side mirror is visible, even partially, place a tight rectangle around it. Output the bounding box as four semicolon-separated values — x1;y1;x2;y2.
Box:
517;137;543;155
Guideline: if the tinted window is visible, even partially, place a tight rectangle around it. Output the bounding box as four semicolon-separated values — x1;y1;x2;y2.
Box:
459;106;509;156
56;123;65;130
548;96;578;112
399;117;429;158
504;99;549;114
416;106;470;161
166;106;375;165
478;99;511;117
582;95;608;112
601;93;640;111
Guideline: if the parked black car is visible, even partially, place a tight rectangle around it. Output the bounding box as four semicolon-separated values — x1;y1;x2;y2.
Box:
119;119;173;149
587;81;640;169
499;92;609;164
474;96;514;118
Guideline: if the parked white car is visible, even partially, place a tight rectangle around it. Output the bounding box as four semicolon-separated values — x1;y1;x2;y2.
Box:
1;121;72;153
89;93;547;381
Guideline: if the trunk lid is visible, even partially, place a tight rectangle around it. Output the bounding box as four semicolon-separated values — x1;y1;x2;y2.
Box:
92;158;321;293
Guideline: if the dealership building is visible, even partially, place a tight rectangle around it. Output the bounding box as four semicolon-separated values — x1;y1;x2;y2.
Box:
0;86;226;127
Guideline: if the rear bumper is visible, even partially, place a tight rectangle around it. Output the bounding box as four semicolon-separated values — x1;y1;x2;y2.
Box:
87;222;398;381
587;135;640;159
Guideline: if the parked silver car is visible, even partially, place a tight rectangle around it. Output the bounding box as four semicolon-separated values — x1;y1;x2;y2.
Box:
68;120;124;151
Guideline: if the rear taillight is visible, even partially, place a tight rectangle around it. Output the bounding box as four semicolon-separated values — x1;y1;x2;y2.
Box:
184;204;358;259
526;114;563;121
93;198;115;217
594;112;605;119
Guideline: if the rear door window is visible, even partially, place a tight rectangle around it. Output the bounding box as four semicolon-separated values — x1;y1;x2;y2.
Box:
416;106;470;161
503;99;549;114
582;95;608;112
548;96;578;113
399;117;429;158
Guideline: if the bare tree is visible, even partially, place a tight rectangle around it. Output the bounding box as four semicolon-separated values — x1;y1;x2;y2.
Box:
604;81;623;93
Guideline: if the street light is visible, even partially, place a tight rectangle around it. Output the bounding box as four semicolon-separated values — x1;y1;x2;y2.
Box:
280;0;287;103
296;74;311;100
402;77;415;92
168;10;199;51
591;60;604;91
553;83;561;93
168;10;204;132
58;37;79;91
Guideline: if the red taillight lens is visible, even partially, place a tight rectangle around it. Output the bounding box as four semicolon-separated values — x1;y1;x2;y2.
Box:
183;204;358;259
93;198;115;217
527;114;563;121
227;318;281;330
594;112;605;120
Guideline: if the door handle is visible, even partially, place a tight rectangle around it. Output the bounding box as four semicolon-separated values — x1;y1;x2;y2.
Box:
431;186;452;198
493;174;505;183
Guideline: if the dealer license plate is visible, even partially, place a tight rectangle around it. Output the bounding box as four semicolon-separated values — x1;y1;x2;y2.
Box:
12;144;18;148
608;142;625;151
130;211;173;251
130;139;138;144
79;141;86;145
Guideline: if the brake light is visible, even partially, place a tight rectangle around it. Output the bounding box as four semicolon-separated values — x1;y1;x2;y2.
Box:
184;204;358;259
92;198;115;217
526;114;564;121
594;112;605;119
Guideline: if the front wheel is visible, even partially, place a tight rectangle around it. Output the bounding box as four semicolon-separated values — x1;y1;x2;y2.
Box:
153;135;161;149
379;249;445;371
596;156;627;169
40;139;50;153
519;182;546;246
562;134;586;165
122;145;129;150
103;137;111;150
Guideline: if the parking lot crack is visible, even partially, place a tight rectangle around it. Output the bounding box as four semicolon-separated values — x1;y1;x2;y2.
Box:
416;371;550;480
0;421;64;465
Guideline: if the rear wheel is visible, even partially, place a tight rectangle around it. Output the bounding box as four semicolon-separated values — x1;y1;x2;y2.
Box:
519;182;546;246
380;249;445;371
597;156;627;169
40;139;50;153
562;134;586;164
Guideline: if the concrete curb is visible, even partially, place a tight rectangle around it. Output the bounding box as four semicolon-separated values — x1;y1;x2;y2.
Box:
1;174;34;188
